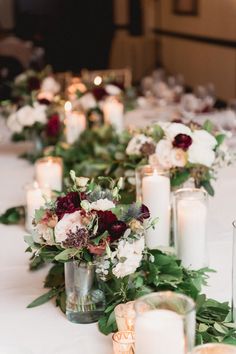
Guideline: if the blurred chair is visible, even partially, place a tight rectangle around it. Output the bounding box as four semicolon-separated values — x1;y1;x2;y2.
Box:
81;67;132;87
0;55;23;100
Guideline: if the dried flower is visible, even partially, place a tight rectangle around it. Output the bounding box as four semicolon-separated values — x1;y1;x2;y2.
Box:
63;227;89;249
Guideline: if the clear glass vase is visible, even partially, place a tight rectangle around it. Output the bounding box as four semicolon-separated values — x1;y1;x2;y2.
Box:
134;291;196;354
64;261;106;324
191;343;236;353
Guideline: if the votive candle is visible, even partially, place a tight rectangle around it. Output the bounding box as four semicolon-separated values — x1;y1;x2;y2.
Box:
103;97;124;133
35;157;63;191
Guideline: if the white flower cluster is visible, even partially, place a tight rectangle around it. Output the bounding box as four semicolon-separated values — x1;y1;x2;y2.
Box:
96;231;145;280
40;77;61;95
126;122;218;168
7;104;47;133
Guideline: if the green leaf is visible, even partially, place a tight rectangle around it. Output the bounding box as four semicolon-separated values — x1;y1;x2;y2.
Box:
0;206;25;225
215;134;226;147
27;288;58;308
55;248;78;261
201;180;215;196
203;120;214;133
171;170;191;187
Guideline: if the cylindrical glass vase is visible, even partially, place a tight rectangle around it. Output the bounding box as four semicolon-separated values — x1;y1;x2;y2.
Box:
135;165;170;248
173;188;208;269
191;343;236;353
134;291;196;354
64;261;106;324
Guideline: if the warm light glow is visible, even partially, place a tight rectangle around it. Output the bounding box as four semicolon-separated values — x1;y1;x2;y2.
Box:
64;101;72;112
94;76;102;86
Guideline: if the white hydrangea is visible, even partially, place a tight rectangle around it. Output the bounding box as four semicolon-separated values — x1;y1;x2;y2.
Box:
126;134;154;156
105;84;121;96
188;130;217;167
112;237;145;278
35;223;54;245
17;105;36;127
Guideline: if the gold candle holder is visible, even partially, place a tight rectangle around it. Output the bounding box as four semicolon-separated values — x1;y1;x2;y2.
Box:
191;343;236;353
114;301;135;331
112;331;135;354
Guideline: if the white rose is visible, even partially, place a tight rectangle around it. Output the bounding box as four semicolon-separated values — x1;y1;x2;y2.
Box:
33;103;47;124
165;123;192;141
41;77;60;95
54;211;82;243
188;143;216;167
90;198;115;211
105;84;121;96
191;130;217;149
79;93;97;111
76;177;89;187
16;105;36;127
181;94;201;112
35;223;54;245
171;148;187;167
154;139;173;169
7;113;22;133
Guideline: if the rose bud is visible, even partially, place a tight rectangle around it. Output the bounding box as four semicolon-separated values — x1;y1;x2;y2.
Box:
47;214;58;228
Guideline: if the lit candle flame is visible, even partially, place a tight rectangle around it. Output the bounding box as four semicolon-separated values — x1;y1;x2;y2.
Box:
94;76;102;86
65;101;72;112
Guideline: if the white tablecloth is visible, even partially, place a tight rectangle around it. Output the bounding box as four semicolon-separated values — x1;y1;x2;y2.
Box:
1;135;236;353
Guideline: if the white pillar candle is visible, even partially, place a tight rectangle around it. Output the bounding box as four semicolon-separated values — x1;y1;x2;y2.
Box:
176;198;207;269
35;157;63;191
103;98;124;133
142;170;170;248
65;112;86;144
135;309;185;354
25;183;51;232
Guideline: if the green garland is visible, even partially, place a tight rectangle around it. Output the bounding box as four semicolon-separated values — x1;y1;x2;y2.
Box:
25;248;236;345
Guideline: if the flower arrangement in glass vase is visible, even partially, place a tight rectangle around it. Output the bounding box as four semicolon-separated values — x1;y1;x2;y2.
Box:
25;172;153;323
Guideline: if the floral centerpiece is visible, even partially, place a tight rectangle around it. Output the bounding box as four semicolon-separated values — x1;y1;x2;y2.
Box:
7;100;64;153
47;120;228;200
24;172;236;343
25;172;152;323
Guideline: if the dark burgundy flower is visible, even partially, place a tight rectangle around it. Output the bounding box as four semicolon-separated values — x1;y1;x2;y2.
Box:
138;204;150;221
28;77;40;91
109;221;127;240
96;210;117;234
38;98;51;105
173;134;192;151
92;87;107;101
56;192;80;220
46;114;61;138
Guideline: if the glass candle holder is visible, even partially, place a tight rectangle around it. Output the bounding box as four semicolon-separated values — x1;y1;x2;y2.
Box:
134;291;196;354
102;97;124;133
191;343;236;353
35;156;63;192
114;301;135;331
25;182;51;232
112;331;135;354
135;165;170;248
173;188;208;270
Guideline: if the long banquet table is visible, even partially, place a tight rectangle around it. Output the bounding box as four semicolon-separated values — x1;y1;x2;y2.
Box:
1;133;236;353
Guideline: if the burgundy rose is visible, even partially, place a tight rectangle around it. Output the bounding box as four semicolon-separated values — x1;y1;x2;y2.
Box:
46;114;61;138
173;134;192;151
138;204;150;221
92;87;107;101
38;98;51;105
28;77;40;91
56;192;80;220
109;221;127;240
96;210;117;234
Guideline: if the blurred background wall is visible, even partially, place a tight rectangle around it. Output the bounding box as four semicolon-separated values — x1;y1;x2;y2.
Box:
1;0;236;100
